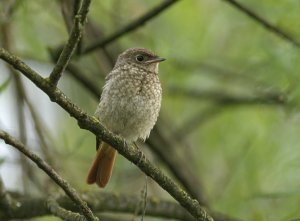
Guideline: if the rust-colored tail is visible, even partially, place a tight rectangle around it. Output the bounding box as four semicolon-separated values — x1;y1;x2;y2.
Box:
86;142;117;188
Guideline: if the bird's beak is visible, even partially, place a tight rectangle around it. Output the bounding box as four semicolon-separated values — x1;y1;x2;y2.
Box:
146;57;166;64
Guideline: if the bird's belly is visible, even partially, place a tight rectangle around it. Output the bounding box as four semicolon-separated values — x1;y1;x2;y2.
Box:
98;93;161;142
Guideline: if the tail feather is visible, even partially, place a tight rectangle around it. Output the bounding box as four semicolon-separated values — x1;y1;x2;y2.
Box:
86;142;117;188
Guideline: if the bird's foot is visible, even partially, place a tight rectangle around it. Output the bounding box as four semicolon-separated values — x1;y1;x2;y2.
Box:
134;143;146;166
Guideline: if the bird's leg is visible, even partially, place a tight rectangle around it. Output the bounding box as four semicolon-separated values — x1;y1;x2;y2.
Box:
122;137;127;149
134;142;146;166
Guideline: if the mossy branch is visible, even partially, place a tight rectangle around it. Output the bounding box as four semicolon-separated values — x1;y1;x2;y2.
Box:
0;47;213;221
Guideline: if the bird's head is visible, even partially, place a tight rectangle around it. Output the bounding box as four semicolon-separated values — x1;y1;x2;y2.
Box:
115;48;165;73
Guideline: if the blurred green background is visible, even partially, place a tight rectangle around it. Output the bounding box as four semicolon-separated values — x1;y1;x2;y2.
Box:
1;0;300;221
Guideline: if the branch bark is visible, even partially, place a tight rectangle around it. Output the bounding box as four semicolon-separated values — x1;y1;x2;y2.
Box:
0;47;213;221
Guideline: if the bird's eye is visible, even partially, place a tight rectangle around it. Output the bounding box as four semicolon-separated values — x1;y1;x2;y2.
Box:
136;55;144;62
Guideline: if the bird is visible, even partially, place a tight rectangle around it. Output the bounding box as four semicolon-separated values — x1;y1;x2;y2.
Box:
86;47;165;188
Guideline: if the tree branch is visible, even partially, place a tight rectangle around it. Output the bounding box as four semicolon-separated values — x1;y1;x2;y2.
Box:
48;0;91;85
221;0;300;48
0;130;98;221
0;48;213;221
0;191;194;220
82;0;179;54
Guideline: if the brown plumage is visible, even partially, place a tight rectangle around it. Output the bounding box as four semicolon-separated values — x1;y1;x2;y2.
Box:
86;48;165;188
86;142;116;187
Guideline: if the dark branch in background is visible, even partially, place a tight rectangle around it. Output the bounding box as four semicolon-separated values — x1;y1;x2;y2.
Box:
82;0;179;54
48;0;91;85
173;59;279;92
169;86;287;141
147;126;208;205
66;63;100;99
0;48;213;221
222;0;300;48
174;105;222;142
168;86;287;106
0;130;98;221
0;191;194;221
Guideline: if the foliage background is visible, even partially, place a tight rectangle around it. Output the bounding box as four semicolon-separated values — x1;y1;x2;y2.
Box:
1;0;300;220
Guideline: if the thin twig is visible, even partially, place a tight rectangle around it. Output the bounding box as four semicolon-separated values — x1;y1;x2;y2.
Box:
48;0;91;85
0;130;98;221
222;0;300;48
0;47;213;221
83;0;179;54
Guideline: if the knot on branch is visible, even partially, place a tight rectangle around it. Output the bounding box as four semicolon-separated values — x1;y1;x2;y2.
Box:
46;197;88;221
